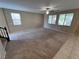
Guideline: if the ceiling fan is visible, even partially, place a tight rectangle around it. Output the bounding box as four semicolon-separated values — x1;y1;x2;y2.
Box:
39;7;54;14
39;7;60;14
38;6;59;14
46;8;50;14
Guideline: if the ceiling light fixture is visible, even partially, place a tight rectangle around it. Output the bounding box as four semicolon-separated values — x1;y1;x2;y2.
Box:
46;8;50;14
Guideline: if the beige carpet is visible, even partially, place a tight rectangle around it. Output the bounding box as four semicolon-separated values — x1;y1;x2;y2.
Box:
6;29;72;59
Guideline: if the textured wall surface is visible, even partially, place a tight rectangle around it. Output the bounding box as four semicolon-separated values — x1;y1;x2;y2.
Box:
0;9;7;27
44;9;79;33
0;40;6;59
4;9;44;33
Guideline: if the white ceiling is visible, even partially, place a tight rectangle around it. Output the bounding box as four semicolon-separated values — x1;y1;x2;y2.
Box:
0;0;79;13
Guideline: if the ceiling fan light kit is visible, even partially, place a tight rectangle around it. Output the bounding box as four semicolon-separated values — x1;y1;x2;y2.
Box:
46;8;50;14
46;10;49;14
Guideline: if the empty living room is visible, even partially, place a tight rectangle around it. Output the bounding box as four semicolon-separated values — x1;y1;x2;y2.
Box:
0;0;79;59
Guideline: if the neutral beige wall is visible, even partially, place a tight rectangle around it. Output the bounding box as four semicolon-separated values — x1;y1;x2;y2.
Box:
44;9;79;33
44;14;73;33
4;9;44;33
0;9;7;27
0;40;6;59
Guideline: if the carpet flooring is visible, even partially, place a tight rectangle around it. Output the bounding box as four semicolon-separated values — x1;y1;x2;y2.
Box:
5;29;72;59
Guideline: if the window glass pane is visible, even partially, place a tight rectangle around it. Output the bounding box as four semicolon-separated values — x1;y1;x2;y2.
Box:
64;13;74;26
48;15;53;24
58;14;66;25
11;13;21;25
51;15;57;24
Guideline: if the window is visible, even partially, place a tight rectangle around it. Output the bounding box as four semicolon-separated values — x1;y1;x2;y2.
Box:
58;14;66;25
11;13;21;26
64;13;74;26
48;15;57;24
48;15;52;24
58;13;74;26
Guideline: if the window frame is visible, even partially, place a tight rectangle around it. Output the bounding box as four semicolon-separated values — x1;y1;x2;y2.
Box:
48;15;57;25
10;12;22;26
58;14;66;26
58;13;74;27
